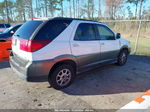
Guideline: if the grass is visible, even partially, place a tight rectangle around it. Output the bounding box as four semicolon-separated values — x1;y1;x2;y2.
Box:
104;21;150;57
126;37;150;57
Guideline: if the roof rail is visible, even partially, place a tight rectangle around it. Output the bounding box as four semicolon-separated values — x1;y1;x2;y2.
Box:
51;17;102;23
29;17;102;23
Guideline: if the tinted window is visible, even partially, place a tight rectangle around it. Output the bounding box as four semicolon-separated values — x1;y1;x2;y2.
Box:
3;27;12;33
96;25;115;40
12;25;21;32
0;24;5;28
5;24;11;28
34;20;72;40
74;23;95;41
15;21;43;39
3;25;21;33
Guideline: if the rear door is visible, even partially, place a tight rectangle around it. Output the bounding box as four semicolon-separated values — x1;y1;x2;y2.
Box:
96;24;120;60
71;23;100;68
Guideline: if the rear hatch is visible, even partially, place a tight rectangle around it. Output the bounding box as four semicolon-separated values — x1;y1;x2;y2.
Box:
12;18;72;61
12;20;44;61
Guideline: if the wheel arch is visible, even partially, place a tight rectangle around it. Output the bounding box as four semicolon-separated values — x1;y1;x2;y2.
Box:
49;59;77;77
120;46;130;55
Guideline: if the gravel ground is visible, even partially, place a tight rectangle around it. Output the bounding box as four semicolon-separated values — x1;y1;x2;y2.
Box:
0;55;150;109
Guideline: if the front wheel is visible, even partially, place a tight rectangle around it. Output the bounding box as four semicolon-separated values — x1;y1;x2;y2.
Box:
48;64;75;90
116;50;128;66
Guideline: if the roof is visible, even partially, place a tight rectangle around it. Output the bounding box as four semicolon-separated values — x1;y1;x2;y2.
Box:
31;17;102;23
51;17;102;23
12;24;22;27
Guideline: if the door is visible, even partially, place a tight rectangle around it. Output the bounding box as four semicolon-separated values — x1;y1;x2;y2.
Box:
96;24;120;61
71;23;100;68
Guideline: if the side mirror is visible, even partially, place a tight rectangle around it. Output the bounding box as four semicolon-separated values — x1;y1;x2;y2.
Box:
10;31;14;34
116;33;121;39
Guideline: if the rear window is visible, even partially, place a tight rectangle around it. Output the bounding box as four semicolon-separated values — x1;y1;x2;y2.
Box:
0;24;5;28
34;20;72;40
14;21;43;39
5;24;11;28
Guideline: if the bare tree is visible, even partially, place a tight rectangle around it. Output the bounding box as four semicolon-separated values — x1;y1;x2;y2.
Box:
98;0;101;18
44;0;48;17
127;0;147;19
127;0;139;18
87;0;94;19
68;0;72;17
59;0;64;17
0;2;6;21
16;0;27;21
106;0;123;19
138;0;142;19
5;0;10;23
48;0;60;17
73;0;75;18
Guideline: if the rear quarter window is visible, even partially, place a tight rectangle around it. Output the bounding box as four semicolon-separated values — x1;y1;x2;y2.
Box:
34;20;72;40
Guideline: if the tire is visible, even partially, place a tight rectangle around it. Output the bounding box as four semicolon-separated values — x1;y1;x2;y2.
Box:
48;64;75;90
116;50;128;66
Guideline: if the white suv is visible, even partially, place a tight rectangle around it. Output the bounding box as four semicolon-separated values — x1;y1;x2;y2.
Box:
10;18;130;89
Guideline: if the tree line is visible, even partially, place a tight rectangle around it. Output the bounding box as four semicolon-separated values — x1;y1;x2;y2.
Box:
0;0;149;23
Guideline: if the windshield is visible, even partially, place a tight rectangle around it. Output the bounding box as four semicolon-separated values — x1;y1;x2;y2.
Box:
3;26;13;33
14;20;43;39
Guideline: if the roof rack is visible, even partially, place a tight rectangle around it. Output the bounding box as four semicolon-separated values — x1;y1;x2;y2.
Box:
51;17;102;23
30;17;102;23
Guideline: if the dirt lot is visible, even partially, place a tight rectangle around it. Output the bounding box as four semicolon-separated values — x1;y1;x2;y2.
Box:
0;55;150;110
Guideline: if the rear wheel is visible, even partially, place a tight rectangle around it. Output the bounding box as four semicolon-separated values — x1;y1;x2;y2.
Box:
48;64;75;90
116;50;128;66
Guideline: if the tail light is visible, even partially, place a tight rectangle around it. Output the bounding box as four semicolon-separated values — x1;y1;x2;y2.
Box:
20;39;51;52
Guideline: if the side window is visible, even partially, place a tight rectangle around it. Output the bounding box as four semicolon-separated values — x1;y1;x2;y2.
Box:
96;25;115;40
74;23;95;41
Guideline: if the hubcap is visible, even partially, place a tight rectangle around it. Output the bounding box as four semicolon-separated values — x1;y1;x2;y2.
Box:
121;52;127;63
56;69;71;87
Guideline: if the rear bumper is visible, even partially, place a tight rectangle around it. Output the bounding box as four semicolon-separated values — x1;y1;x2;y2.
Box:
10;53;54;82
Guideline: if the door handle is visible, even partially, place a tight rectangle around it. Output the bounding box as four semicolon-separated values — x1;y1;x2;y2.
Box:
72;43;79;47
